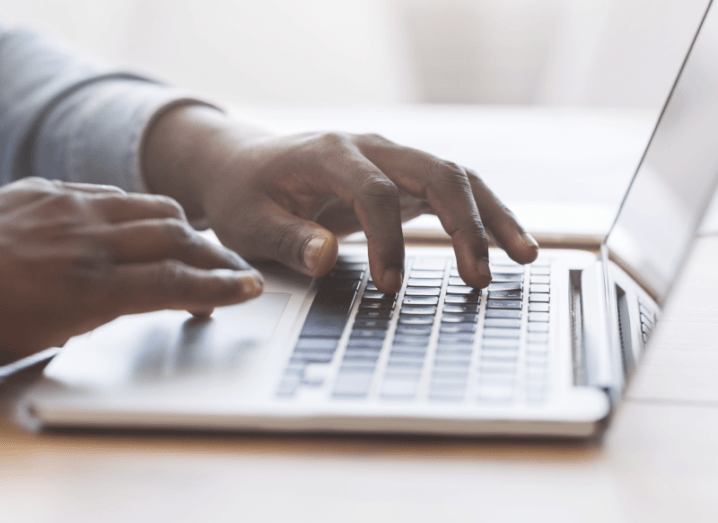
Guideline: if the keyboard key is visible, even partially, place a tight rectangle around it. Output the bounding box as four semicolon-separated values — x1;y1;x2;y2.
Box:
640;313;654;328
484;318;521;329
408;278;443;287
447;285;482;295
526;344;549;356
350;329;387;339
327;270;364;280
293;347;335;358
386;358;425;369
531;267;550;275
530;276;550;284
365;282;379;291
438;334;475;346
485;309;521;319
442;313;479;323
359;300;396;310
391;345;428;355
449;269;461;277
333;374;373;397
439;323;476;333
295;337;340;351
412;258;446;270
479;362;516;374
343;351;381;362
353;318;390;330
448;277;467;286
528;312;550;322
290;352;334;364
528;323;549;333
639;303;655;320
393;335;431;345
483;328;520;339
491;273;523;282
488;282;522;291
482;338;520;349
356;309;393;319
363;292;397;301
432;369;469;380
401;305;437;315
442;303;480;314
527;333;549;344
529;294;550;303
405;287;441;296
489;266;523;274
445;294;481;304
435;347;473;357
410;270;444;279
319;279;361;292
402;296;439;306
340;363;376;374
346;338;384;349
396;324;433;335
333;262;367;271
399;315;434;325
529;303;550;312
487;299;521;309
300;290;357;337
434;358;471;368
480;350;519;362
488;290;522;300
530;284;550;294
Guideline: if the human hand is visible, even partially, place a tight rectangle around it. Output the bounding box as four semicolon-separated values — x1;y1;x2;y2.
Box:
144;106;538;293
0;178;262;363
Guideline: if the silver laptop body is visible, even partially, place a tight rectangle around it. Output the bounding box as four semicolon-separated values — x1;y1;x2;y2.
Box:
18;0;718;438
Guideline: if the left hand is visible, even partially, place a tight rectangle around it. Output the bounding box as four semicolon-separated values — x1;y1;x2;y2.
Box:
143;105;539;293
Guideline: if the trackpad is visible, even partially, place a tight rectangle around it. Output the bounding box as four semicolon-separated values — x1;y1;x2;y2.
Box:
43;292;291;391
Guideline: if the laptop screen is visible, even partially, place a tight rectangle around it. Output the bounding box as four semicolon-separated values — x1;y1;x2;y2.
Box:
606;0;718;305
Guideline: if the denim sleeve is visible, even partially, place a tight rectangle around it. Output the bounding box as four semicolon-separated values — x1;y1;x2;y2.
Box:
0;25;216;192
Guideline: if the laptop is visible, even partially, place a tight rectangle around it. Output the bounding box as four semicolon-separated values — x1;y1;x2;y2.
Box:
17;0;718;438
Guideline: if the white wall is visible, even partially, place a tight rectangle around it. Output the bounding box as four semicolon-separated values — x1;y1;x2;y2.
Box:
0;0;710;108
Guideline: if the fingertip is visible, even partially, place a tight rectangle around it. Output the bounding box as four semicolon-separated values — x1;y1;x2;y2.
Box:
190;307;215;317
475;259;492;289
378;267;404;293
509;233;539;264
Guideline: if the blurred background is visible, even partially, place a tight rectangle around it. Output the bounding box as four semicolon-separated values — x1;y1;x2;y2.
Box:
0;0;707;108
2;0;715;233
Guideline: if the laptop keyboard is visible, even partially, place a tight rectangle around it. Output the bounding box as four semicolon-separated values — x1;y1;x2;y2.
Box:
278;256;552;404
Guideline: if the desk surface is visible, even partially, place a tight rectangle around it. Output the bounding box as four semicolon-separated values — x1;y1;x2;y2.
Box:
3;107;718;523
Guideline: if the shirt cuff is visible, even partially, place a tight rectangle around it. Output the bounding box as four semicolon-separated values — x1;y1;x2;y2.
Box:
33;78;221;195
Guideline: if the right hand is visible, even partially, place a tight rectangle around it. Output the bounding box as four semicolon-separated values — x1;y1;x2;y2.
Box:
0;178;263;364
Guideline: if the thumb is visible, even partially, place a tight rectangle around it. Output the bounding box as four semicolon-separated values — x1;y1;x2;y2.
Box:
238;204;339;277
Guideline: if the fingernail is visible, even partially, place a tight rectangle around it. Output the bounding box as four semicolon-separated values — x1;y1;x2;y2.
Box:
302;236;328;271
476;259;492;287
522;232;539;250
382;267;404;292
239;271;264;298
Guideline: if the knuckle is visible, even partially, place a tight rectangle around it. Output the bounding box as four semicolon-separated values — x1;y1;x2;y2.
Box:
147;194;185;218
357;176;400;200
360;132;392;146
316;131;349;149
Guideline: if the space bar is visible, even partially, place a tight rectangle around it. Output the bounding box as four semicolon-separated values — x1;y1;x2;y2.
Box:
299;290;358;338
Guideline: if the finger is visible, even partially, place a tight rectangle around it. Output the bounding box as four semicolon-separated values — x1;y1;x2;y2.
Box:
227;202;339;277
465;169;538;264
110;263;264;316
98;218;252;270
90;193;187;223
356;138;491;288
316;149;406;292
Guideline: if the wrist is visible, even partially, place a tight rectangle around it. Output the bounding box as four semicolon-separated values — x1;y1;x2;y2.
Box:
142;104;268;224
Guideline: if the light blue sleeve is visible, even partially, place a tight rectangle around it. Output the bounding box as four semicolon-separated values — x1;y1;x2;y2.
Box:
0;24;216;192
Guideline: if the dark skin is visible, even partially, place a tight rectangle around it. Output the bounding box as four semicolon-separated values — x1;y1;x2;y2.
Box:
0;104;537;363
